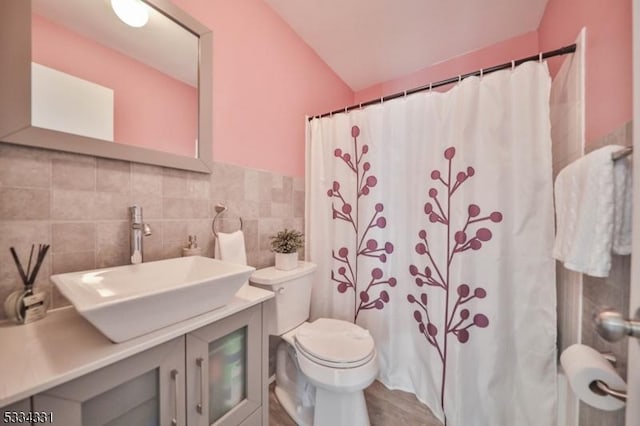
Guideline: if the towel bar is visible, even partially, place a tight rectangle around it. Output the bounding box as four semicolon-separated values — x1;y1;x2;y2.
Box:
611;146;632;161
211;203;243;238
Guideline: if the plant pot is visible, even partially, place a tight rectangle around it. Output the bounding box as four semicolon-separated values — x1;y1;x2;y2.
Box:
275;252;298;271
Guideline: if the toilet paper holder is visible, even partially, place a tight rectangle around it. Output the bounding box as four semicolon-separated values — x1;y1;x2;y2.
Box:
587;348;628;403
590;380;627;402
590;309;635;402
561;344;628;410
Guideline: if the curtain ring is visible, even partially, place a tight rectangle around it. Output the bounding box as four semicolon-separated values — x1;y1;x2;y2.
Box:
429;82;432;92
403;90;407;97
380;96;384;104
329;111;333;117
480;68;484;78
359;103;363;109
539;52;543;63
458;75;462;83
511;60;515;71
344;106;348;113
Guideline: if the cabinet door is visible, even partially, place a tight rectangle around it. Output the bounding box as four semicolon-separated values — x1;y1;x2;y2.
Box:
1;398;32;426
186;304;262;426
33;337;185;426
238;409;261;426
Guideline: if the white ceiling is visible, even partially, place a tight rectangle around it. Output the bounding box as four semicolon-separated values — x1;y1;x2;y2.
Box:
265;0;549;91
33;0;198;87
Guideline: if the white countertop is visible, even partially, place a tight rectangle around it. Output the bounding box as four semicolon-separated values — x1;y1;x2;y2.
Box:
0;285;273;407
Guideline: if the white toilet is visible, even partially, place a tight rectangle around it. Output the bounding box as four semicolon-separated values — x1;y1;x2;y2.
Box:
250;261;378;426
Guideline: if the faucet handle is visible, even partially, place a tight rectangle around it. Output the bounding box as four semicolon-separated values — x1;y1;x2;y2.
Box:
143;223;152;236
130;205;143;223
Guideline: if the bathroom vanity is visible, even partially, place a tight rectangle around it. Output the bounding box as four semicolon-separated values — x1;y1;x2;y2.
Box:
0;285;273;426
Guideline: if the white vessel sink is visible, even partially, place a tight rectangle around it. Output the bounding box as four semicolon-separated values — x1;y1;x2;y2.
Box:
51;256;255;342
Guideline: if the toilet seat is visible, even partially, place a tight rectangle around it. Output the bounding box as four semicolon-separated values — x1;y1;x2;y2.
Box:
294;339;376;369
294;318;375;369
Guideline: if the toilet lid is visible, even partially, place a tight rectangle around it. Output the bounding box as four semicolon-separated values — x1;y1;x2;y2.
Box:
294;318;375;366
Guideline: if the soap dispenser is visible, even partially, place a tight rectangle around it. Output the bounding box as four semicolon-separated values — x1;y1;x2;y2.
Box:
182;235;203;257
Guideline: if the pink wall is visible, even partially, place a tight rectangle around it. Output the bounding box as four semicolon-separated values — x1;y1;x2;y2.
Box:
32;14;197;157
355;0;632;146
33;1;631;176
354;32;540;103
538;0;632;145
171;0;354;177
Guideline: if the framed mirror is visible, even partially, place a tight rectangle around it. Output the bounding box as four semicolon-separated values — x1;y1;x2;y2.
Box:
0;0;212;173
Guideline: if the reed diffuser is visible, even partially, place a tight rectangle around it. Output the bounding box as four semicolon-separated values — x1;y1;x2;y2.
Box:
4;244;50;324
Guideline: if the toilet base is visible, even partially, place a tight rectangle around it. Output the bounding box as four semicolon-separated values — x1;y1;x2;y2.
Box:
313;386;370;426
274;385;313;426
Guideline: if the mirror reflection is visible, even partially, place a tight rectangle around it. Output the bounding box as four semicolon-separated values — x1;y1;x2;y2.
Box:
31;0;199;158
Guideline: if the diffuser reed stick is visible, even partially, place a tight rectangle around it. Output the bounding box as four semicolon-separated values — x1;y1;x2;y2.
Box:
9;247;28;285
9;244;50;290
28;244;50;287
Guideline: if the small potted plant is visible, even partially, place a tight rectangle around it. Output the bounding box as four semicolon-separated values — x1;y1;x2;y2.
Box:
270;228;304;271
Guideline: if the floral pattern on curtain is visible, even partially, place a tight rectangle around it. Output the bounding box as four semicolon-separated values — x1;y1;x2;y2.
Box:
306;62;557;426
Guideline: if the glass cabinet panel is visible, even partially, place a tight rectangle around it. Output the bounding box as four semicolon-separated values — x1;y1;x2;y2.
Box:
186;304;262;426
208;327;247;423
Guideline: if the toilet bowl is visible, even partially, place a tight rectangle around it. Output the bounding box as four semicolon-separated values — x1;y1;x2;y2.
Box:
250;262;379;426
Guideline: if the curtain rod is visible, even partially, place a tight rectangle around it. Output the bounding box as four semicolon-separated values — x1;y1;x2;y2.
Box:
308;43;577;121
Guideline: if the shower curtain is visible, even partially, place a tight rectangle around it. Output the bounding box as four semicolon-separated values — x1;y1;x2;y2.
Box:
306;62;557;425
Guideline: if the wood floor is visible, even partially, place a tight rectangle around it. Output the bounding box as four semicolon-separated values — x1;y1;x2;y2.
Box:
268;380;443;426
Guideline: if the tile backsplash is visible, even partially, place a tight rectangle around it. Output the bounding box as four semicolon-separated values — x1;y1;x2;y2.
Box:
0;143;304;320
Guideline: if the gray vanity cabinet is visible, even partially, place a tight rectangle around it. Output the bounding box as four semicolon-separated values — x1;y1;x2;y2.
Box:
26;303;268;426
32;337;186;426
186;304;263;426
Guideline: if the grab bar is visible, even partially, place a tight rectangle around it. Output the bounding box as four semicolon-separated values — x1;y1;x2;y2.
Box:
211;203;243;238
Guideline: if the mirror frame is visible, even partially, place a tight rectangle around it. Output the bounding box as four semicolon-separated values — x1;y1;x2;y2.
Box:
0;0;212;173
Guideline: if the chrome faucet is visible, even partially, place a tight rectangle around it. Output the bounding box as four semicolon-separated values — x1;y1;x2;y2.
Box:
129;205;152;264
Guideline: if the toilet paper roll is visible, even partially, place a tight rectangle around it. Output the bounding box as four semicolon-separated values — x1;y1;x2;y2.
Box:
560;344;626;411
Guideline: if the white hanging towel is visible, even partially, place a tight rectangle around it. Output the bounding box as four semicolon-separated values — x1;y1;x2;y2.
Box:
214;230;248;265
553;145;633;277
215;230;250;293
612;152;633;255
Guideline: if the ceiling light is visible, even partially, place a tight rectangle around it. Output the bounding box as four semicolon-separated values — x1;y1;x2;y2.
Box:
111;0;150;28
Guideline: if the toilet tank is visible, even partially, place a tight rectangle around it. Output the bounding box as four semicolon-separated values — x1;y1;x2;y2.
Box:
249;261;317;335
